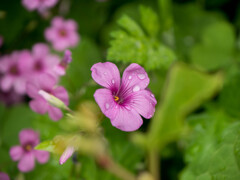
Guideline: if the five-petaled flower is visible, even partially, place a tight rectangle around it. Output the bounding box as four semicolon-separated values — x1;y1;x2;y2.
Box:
26;73;69;121
9;129;49;172
45;17;80;51
91;62;157;131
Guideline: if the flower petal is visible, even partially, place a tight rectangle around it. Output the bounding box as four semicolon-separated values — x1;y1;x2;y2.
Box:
52;86;69;105
0;172;10;180
34;150;50;164
111;107;143;132
13;79;26;94
18;152;35;172
1;76;13;92
9;146;24;161
48;106;63;121
38;73;57;90
26;82;39;98
59;146;74;165
94;88;119;119
32;43;49;57
19;129;39;146
130;90;157;119
121;63;149;94
91;62;120;90
29;99;48;114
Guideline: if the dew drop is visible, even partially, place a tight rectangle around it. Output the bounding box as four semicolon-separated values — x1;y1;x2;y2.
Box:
138;74;145;79
151;94;155;98
133;85;140;92
105;103;110;109
128;76;132;80
111;79;115;84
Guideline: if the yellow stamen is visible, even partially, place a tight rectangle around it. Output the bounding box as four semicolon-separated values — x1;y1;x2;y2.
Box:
114;96;119;102
25;145;32;151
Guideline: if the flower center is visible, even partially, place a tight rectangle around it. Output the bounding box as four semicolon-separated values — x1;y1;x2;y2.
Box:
9;65;19;75
34;60;43;71
59;29;67;37
24;144;32;152
114;96;120;102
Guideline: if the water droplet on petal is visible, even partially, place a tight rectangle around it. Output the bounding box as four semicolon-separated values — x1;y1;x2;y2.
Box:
128;76;132;80
115;105;119;109
133;85;140;92
111;79;115;84
138;74;145;79
105;103;110;109
125;105;131;111
151;94;155;98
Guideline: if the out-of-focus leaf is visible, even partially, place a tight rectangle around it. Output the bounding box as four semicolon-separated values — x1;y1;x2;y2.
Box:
190;21;235;71
173;3;225;57
219;72;240;118
180;109;240;180
140;5;160;37
107;8;176;70
35;140;56;153
2;105;36;146
60;37;101;106
147;63;223;150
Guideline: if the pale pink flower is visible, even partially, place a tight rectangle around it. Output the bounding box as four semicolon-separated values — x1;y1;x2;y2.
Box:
26;73;69;121
54;49;72;76
9;129;49;172
91;62;157;132
0;172;10;180
0;51;32;94
59;146;74;165
28;43;60;79
45;17;80;51
22;0;58;12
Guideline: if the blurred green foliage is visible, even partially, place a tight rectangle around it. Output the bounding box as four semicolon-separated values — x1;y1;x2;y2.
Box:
1;0;240;179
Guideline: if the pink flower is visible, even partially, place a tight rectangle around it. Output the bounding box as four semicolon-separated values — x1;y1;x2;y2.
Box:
29;43;60;79
9;129;49;172
59;146;75;165
54;49;72;76
91;62;157;131
0;172;10;180
0;51;32;94
26;73;69;121
45;17;80;51
22;0;58;12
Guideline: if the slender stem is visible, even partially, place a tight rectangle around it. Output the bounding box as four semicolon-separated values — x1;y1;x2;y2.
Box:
98;154;136;180
149;150;160;180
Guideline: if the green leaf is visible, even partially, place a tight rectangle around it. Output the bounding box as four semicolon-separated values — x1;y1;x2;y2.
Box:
190;21;235;70
35;140;56;153
180;109;240;180
107;9;176;70
219;72;240;118
147;62;223;150
139;5;160;37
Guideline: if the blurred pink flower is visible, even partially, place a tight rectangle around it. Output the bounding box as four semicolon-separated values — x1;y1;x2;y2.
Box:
54;49;72;76
9;129;49;172
91;62;157;132
59;146;74;165
0;51;32;94
26;73;69;121
0;172;10;180
22;0;58;12
29;43;60;79
45;17;80;51
0;89;24;106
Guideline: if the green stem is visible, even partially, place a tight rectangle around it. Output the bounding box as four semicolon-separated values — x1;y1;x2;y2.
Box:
149;150;160;180
98;154;136;180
